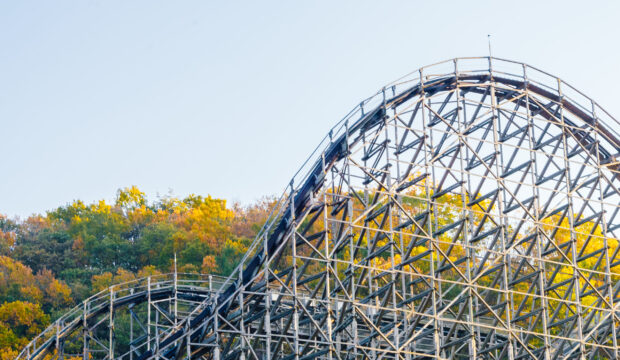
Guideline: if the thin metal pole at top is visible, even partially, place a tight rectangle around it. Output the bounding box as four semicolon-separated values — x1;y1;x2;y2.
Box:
488;34;493;58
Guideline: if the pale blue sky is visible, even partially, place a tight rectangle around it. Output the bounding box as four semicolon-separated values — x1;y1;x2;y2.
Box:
1;1;619;218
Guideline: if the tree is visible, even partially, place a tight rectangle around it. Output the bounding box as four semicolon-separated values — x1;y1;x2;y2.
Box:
0;216;17;257
0;256;72;312
0;301;49;357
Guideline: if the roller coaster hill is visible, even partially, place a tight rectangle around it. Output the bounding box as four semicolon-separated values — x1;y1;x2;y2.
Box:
17;57;620;360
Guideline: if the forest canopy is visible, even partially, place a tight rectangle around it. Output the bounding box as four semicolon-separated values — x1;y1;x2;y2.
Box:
0;186;275;359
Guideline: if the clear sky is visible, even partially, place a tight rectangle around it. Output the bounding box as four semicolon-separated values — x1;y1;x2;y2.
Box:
1;1;619;218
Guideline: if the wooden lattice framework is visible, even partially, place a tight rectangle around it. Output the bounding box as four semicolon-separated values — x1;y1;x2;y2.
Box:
20;57;620;360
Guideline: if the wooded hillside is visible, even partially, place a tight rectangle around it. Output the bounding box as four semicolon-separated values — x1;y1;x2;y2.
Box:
0;186;275;359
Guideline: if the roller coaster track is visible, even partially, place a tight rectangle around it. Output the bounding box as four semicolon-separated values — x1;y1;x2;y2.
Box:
19;57;620;360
